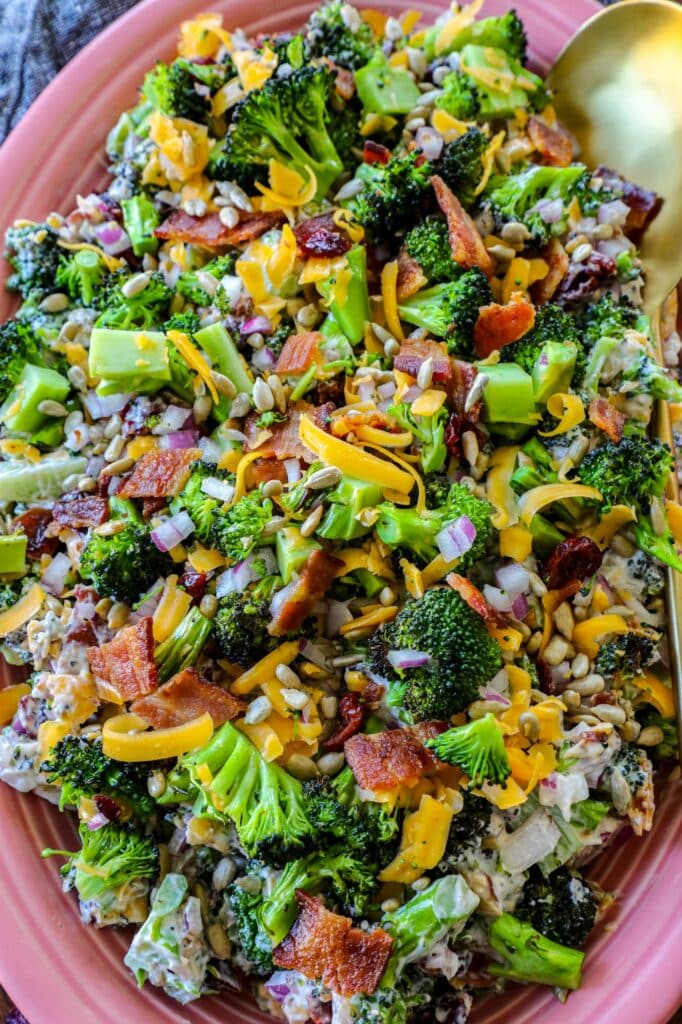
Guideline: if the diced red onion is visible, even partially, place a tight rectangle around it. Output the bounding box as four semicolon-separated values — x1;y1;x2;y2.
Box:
284;458;302;483
415;126;444;161
377;380;397;400
150;511;195;552
495;563;529;597
481;689;511;707
82;391;129;419
387;649;432;670
533;198;564;224
94;222;131;254
201;476;235;502
135;580;165;617
435;516;476;562
40;553;72;597
160;429;200;450
357;381;375;403
251;346;277;372
596;574;615;603
86;813;111;832
597;236;633;260
598;199;630;226
403;385;424;404
300;639;330;668
153;405;192;435
265;974;292;1003
483;584;513;613
241;315;273;335
269;580;296;622
216;549;277;597
511;593;529;620
326;600;354;637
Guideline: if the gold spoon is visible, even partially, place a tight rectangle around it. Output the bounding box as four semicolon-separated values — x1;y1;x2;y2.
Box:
548;0;682;748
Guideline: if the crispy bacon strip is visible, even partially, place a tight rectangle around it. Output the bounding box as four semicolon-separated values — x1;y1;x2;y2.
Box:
344;727;439;792
394;339;452;384
268;549;344;636
432;175;493;278
473;297;536;358
155;209;285;248
588;396;626;443
531;238;569;304
273;892;392;997
49;496;109;532
244;401;333;463
528;116;574;167
117;448;200;499
130;668;245;729
88;618;158;703
275;332;323;376
396;246;427;300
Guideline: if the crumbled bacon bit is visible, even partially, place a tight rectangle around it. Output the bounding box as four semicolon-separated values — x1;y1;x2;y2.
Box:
394;339;452;384
528;116;574;167
450;360;480;421
446;573;499;623
432;175;493;278
531;238;569;304
333;66;356;102
49;495;110;532
325;693;367;751
473;297;536;358
588;396;626;443
268;549;343;636
396;246;427;300
12;508;58;559
142;497;167;518
543;536;603;590
244;458;288;491
344;727;439;792
363;140;391;165
272;892;392;997
275;332;323;376
244;401;334;463
555;250;616;305
294;214;351;259
155;209;285;247
131;668;245;729
88;617;158;703
117;448;201;499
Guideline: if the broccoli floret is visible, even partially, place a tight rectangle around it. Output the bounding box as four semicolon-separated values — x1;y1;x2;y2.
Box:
404;217;458;285
634;515;682;573
41;734;155;817
425;713;510;787
0;319;42;403
594;632;657;681
368;586;503;720
627;549;666;598
389;402;448;474
142;60;211;123
96;272;173;331
267;313;297;358
436;46;548;122
484;164;588;245
603;743;648;795
211;489;274;562
434;72;481;120
501;304;586;387
55;249;110;308
5;222;62;299
430;10;528;62
154;606;213;683
303;765;400;856
351;151;433;244
424;473;452;509
79;498;173;604
638;710;678;761
577;436;673;511
305;0;376;70
441;791;493;865
176;254;237;310
487;913;584;990
210;65;344;199
169;465;235;545
351;976;432;1024
43;822;157;904
226;878;274;975
580;293;645;348
179;721;313;860
164;310;202;334
621;349;682;403
397;268;493;356
516;867;598;948
437;127;488;209
0;580;26;611
213;590;277;667
441;481;495;569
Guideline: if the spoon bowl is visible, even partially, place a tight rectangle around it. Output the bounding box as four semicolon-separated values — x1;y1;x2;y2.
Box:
547;0;682;313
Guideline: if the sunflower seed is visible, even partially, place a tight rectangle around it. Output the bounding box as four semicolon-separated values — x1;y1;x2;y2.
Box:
253;378;275;412
40;292;69;312
301;503;324;537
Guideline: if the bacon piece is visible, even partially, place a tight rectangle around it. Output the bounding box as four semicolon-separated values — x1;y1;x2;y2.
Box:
394;339;452;384
344;727;439;792
325;693;367;751
50;496;110;532
12;508;58;559
88;618;158;703
268;549;343;636
155;209;285;248
543;536;603;590
531;238;569;304
333;66;355;102
275;332;323;376
142;497;167;518
450;359;480;421
273;892;392;997
446;573;499;623
595;166;662;242
294;215;351;260
473;297;536;358
130;667;245;729
588;396;626;443
396;246;427;300
555;250;616;306
528;116;574;167
363;140;391;165
117;448;201;499
432;175;493;278
244;459;288;491
244;401;333;463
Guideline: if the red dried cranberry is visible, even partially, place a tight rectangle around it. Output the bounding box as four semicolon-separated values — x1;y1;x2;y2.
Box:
294;214;351;259
543;536;603;590
181;570;208;602
556;250;616;305
363;140;391;165
12;508;57;560
324;693;367;751
94;794;122;822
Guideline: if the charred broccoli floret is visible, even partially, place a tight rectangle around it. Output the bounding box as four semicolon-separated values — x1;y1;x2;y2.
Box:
515;868;598;948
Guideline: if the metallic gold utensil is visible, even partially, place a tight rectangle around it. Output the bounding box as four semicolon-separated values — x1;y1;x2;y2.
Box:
548;0;682;748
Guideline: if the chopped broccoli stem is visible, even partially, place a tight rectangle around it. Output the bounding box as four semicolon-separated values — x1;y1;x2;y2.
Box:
487;913;585;990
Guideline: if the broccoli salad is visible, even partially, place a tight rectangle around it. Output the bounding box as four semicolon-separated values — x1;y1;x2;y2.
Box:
0;1;680;1021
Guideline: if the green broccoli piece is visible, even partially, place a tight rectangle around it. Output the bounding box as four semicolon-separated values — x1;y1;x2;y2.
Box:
580;293;646;347
424;473;453;509
95;272;173;331
164;310;202;334
142;60;211;123
602;744;649;798
0;319;43;404
436;46;548;121
427;9;528;62
634;516;682;573
226;877;274;975
211;489;274;562
516;868;598;948
389;402;448;474
440;791;492;866
43;822;157;904
397;268;493;356
434;72;481;121
154;606;213;683
79;498;173;604
577;436;673;511
213;590;277;667
5;222;62;300
621;349;682;403
425;713;510;787
55;249;109;308
627;549;666;599
350;151;433;244
0;579;27;611
501;304;586;387
368;586;503;720
176;254;237;309
437;127;488;209
177;721;313;860
328;100;363;172
267;313;297;358
351;977;433;1024
209;65;344;199
484;163;588;245
487;913;584;990
404;217;458;284
594;633;657;681
305;0;376;70
169;464;235;545
41;734;155;817
303;764;400;855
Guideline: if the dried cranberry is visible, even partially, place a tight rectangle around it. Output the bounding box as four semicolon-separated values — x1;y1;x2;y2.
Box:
445;413;466;458
294;214;351;259
142;497;166;518
324;693;367;751
363;140;391;165
181;570;207;602
536;657;558;694
555;250;616;305
94;794;122;822
12;508;57;560
595;166;662;242
543;536;603;590
312;377;345;407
